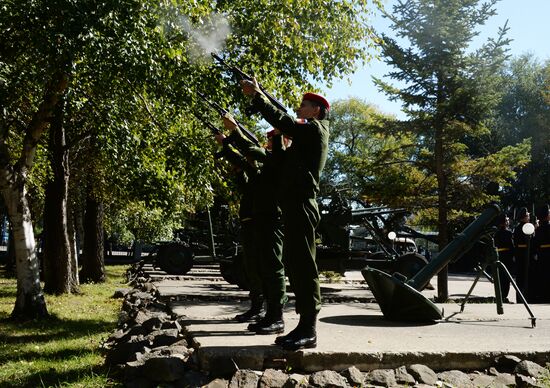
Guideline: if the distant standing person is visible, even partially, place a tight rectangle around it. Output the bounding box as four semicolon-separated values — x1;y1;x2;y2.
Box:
493;214;515;303
241;78;330;351
531;204;550;303
513;207;531;300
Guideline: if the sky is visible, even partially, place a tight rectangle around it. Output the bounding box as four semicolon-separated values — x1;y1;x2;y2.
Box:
322;0;550;119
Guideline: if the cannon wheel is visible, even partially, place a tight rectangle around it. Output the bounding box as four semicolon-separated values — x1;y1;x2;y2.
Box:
156;243;194;275
220;252;250;291
394;252;429;281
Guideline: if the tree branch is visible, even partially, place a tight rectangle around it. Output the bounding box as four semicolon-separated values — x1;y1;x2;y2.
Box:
17;71;69;174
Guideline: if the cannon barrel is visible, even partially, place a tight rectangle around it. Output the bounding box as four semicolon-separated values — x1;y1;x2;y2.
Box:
407;204;500;290
350;207;407;219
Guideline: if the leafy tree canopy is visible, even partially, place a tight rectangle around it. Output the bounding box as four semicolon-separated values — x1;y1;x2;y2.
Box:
1;0;383;233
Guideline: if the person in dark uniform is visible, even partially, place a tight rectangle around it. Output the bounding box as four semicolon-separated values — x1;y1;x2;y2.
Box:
241;78;330;351
219;119;288;334
493;214;515;303
513;207;531;300
213;135;265;322
531;204;550;303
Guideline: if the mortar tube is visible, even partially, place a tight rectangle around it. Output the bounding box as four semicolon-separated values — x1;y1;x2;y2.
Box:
406;204;501;291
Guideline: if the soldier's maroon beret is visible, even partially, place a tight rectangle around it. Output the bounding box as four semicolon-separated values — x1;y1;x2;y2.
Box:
266;129;276;138
303;93;330;110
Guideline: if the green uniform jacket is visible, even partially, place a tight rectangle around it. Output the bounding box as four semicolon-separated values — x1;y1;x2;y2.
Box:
225;127;280;216
225;123;287;310
219;142;256;221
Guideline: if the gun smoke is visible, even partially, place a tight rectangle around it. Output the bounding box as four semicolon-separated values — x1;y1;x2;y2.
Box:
165;11;232;63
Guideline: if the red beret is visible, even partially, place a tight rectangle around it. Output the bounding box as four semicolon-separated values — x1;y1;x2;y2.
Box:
303;92;330;110
266;129;276;138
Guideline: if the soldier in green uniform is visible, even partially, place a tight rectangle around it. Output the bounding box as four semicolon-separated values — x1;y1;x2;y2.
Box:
213;135;265;322
218;120;288;334
241;79;330;351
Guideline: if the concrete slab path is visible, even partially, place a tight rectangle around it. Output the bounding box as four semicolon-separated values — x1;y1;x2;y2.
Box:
152;265;550;374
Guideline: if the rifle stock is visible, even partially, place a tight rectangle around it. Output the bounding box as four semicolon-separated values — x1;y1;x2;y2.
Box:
211;53;288;113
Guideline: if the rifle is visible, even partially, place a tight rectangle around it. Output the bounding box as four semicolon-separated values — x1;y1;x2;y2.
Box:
191;110;253;170
190;108;258;165
211;53;288;114
191;110;222;136
197;91;260;147
190;110;227;160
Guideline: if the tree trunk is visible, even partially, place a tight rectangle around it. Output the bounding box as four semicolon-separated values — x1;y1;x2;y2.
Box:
74;205;84;259
42;98;77;294
0;70;68;319
80;194;105;283
3;185;48;319
67;203;80;288
435;125;449;302
5;224;16;275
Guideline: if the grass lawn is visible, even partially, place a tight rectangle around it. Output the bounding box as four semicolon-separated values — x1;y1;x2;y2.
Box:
0;264;129;387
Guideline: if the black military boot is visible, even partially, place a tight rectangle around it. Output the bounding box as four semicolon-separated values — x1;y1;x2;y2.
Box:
234;295;264;323
279;313;317;351
247;306;284;334
275;312;309;345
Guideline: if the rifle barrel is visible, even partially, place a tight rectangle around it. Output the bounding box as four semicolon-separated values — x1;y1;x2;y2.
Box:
211;53;287;113
191;111;221;136
197;91;227;116
196;91;260;147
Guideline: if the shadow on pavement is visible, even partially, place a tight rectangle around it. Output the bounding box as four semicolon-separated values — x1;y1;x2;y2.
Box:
320;314;438;327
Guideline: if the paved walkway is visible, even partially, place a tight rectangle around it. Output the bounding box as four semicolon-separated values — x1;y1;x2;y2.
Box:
152;265;550;375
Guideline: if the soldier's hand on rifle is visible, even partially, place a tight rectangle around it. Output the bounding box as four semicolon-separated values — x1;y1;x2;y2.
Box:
214;132;225;146
222;113;238;131
241;78;261;96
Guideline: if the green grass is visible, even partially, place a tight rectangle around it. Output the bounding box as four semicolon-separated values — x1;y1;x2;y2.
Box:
0;265;129;387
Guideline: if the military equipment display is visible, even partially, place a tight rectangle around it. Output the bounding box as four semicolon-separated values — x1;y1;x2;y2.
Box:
361;204;501;322
151;206;244;286
315;191;433;281
150;188;435;290
361;203;536;326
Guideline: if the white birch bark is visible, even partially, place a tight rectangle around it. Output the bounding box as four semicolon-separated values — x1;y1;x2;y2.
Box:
3;183;47;317
0;71;68;318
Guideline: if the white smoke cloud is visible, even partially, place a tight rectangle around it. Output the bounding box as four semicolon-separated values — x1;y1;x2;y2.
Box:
176;13;232;62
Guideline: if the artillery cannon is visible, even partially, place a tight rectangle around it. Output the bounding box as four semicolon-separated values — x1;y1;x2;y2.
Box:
151;189;435;290
151;206;247;286
361;204;505;322
316;193;433;282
